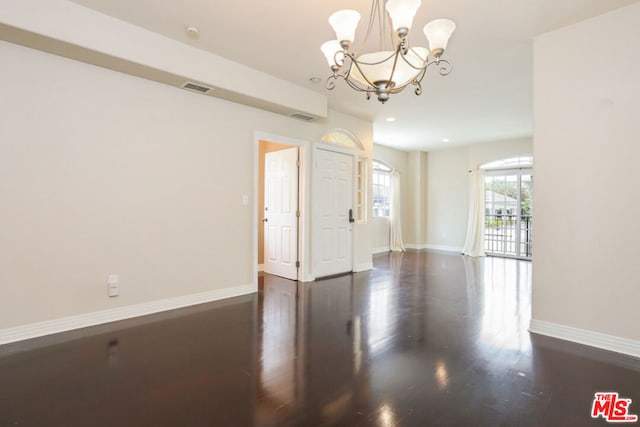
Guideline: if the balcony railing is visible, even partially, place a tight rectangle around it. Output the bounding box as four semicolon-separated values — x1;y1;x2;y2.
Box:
485;214;532;259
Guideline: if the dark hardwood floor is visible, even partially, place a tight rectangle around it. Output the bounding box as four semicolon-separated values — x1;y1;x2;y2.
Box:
1;251;638;426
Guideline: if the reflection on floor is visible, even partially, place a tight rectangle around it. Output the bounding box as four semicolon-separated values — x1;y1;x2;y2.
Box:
1;251;638;426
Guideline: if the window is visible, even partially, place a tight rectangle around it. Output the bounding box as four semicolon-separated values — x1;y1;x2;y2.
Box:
480;156;533;170
356;159;367;223
372;160;391;218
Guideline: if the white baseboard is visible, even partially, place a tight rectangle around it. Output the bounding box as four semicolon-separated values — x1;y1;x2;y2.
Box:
404;243;462;253
300;274;315;283
258;264;265;272
529;319;640;359
404;243;428;250
425;244;463;253
372;246;390;254
0;283;256;346
353;262;373;272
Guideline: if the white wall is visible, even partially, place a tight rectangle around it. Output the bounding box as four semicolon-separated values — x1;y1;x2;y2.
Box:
371;144;410;252
0;41;372;333
407;151;429;248
425;138;532;251
426;146;469;251
532;3;640;345
373;139;533;253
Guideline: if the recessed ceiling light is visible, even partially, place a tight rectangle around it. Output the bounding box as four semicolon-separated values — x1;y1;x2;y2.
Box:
309;77;322;84
442;138;450;143
185;26;200;39
385;117;396;122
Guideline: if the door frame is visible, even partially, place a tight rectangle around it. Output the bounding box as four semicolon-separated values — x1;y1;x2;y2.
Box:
312;144;358;277
254;132;312;285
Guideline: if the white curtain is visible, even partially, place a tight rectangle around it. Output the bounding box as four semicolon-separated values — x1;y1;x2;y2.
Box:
462;169;486;257
389;170;405;252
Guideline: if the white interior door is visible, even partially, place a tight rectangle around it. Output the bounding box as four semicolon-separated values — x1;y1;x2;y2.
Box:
314;148;354;277
264;147;299;280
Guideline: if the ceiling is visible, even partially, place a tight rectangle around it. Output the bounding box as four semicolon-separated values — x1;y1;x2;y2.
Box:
70;0;638;151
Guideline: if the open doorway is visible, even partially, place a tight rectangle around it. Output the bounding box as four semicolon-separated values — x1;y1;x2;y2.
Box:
258;139;301;281
481;157;533;260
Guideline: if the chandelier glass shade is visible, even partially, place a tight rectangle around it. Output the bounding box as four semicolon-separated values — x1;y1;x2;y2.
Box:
321;0;456;103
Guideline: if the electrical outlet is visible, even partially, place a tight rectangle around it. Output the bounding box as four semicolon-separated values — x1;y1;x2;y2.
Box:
108;274;119;297
107;339;119;365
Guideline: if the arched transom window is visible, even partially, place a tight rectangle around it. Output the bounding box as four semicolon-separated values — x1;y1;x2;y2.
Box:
481;156;533;170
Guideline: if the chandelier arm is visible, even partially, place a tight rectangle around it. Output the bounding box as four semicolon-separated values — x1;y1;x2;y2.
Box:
325;59;358;91
425;58;452;76
387;74;425;95
403;47;430;70
411;67;427;95
338;69;352;81
388;84;409;94
330;54;376;93
381;69;426;96
385;46;403;88
350;51;397;66
397;51;429;72
332;50;345;68
343;76;378;94
325;75;337;91
414;67;428;84
347;57;382;90
341;55;354;79
414;79;423;96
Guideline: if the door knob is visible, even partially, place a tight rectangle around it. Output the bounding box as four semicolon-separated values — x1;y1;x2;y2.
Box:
263;218;268;222
348;209;355;223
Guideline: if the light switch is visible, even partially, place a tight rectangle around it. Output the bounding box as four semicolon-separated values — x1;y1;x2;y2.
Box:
108;274;119;297
242;194;249;206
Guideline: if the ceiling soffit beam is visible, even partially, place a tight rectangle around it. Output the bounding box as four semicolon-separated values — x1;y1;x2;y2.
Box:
0;0;327;120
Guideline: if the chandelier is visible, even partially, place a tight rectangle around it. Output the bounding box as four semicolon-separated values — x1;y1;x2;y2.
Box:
321;0;456;103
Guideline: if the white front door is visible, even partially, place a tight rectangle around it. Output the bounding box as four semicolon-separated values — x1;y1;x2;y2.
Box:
264;147;299;280
314;148;354;277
